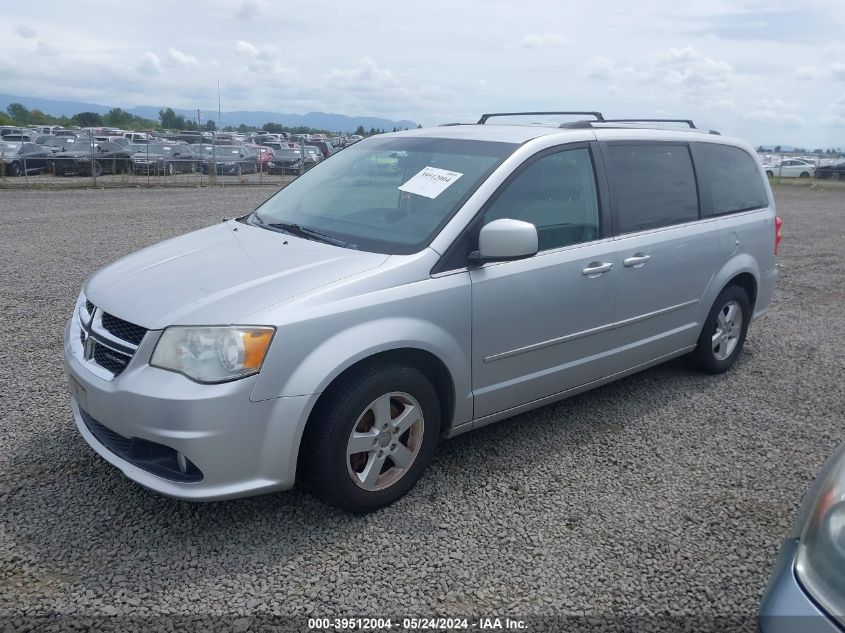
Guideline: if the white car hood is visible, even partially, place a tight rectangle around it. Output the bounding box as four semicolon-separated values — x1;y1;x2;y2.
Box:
85;220;389;329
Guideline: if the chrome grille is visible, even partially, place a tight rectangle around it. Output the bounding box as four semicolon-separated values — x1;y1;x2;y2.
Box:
77;301;145;379
101;313;147;346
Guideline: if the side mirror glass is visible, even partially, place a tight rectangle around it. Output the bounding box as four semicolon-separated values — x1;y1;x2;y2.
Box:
472;218;538;264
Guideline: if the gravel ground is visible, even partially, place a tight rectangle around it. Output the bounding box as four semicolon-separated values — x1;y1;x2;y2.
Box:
0;185;843;631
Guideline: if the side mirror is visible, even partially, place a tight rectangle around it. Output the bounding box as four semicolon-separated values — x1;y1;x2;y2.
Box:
471;218;538;264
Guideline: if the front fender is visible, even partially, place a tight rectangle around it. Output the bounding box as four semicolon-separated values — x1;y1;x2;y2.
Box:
252;317;471;426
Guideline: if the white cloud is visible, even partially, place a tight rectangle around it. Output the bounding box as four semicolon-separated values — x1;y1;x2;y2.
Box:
519;33;563;49
14;24;35;39
234;0;270;21
167;47;199;67
822;94;845;127
794;65;826;80
137;51;162;76
743;98;805;127
324;57;402;92
794;63;845;81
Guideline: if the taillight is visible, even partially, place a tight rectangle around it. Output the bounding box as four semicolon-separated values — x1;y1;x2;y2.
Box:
774;216;782;255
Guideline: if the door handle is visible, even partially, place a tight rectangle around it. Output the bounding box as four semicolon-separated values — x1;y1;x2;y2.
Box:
623;253;651;268
582;261;613;277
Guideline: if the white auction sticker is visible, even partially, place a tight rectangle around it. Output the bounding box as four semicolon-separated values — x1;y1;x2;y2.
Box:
398;166;463;199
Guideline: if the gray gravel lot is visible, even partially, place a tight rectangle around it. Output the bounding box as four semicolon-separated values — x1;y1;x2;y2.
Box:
0;185;843;630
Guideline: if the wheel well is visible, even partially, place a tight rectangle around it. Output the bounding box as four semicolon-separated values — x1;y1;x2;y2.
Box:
727;272;757;311
297;348;456;475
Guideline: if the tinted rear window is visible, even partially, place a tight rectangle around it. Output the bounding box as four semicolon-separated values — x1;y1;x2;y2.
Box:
696;144;768;216
607;144;699;233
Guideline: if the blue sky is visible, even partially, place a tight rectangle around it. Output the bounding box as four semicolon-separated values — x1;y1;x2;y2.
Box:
1;0;843;147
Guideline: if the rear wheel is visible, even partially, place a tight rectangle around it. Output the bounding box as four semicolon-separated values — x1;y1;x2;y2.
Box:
91;161;102;177
304;364;441;513
689;285;751;374
7;161;22;176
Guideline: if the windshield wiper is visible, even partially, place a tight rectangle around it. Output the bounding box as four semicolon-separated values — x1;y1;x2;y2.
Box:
265;221;351;248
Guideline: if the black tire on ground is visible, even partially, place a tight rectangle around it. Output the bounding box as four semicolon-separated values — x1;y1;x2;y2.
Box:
765;170;774;178
800;172;810;178
303;364;442;514
688;285;751;374
8;161;22;177
91;161;102;177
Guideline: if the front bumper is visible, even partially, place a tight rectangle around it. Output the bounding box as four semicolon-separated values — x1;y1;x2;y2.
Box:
64;319;319;501
758;539;842;632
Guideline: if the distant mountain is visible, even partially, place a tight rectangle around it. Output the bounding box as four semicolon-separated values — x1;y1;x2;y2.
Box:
0;94;418;133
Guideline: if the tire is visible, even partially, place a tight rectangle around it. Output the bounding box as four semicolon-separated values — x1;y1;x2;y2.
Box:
8;161;22;177
91;161;102;177
689;285;751;374
237;163;243;176
765;170;774;178
303;364;441;513
167;162;174;176
190;161;197;173
800;172;810;178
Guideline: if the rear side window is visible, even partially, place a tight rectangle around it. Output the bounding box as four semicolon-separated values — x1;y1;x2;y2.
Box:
695;144;768;216
606;144;699;233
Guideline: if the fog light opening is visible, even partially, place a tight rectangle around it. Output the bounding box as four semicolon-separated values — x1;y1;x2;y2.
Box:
176;452;188;474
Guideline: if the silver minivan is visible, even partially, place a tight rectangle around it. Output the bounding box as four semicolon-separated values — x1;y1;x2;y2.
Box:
65;112;780;513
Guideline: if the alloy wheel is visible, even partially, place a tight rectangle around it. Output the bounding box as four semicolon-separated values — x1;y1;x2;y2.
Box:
346;392;424;492
712;300;743;361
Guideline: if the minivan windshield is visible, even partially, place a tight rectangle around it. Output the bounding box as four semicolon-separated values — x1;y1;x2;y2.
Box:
251;136;516;254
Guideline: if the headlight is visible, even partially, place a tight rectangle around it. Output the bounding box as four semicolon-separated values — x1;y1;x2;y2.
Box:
150;326;275;383
795;447;845;624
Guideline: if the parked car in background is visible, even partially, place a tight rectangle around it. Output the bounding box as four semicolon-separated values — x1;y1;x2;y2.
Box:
0;142;53;176
52;141;133;176
198;145;260;175
130;143;197;175
309;140;333;159
35;136;79;153
765;159;816;179
267;147;304;174
2;133;37;143
304;145;324;164
815;160;845;181
759;443;845;632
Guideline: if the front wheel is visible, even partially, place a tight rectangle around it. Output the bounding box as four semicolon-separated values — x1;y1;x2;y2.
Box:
800;171;810;178
765;170;774;178
304;364;441;513
689;285;751;374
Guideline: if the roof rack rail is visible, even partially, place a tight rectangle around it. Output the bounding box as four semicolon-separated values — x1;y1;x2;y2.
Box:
478;111;604;124
601;118;696;128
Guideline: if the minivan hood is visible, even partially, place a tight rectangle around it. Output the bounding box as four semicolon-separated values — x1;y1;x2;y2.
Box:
85;220;389;329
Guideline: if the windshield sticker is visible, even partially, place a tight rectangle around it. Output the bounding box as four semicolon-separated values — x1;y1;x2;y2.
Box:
398;166;463;199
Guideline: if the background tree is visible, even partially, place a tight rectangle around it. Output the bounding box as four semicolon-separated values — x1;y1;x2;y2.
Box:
0;112;12;126
354;125;366;136
26;109;52;125
104;108;133;128
72;112;103;127
203;120;217;131
7;103;29;124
